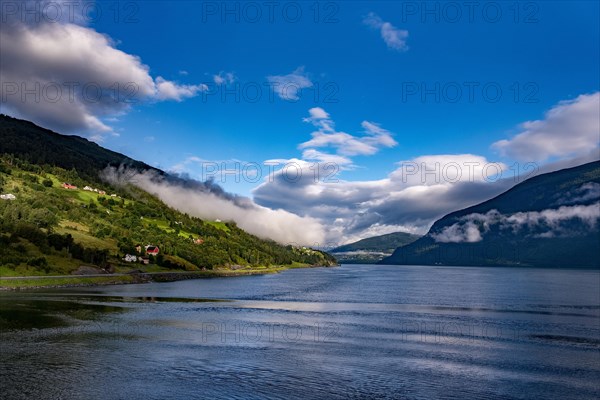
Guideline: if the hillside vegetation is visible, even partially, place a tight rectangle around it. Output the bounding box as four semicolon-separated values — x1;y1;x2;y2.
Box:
0;116;336;277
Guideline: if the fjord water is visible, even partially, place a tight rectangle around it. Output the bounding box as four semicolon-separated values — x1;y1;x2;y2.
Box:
1;265;599;400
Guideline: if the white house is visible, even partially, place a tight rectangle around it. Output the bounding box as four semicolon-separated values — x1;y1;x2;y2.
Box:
0;194;16;200
123;254;138;262
84;186;93;191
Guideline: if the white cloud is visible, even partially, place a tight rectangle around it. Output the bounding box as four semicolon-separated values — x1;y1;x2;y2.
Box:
300;132;379;156
306;107;329;120
507;203;600;231
361;121;398;148
266;67;313;101
558;183;600;205
155;77;207;101
213;71;237;85
492;92;600;162
432;221;484;243
432;202;600;243
0;14;206;139
363;12;409;52
299;108;397;157
301;149;353;166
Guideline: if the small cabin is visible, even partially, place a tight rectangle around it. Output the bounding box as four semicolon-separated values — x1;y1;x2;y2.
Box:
145;246;159;256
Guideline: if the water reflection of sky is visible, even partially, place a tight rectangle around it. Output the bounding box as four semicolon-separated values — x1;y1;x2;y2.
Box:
1;265;599;399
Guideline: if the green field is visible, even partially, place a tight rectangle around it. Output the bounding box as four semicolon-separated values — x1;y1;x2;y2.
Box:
0;275;136;289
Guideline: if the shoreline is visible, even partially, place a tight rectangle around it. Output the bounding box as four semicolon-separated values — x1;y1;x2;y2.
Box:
0;264;338;291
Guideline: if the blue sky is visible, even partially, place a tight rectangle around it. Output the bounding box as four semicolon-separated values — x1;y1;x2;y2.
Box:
1;0;599;244
93;1;599;191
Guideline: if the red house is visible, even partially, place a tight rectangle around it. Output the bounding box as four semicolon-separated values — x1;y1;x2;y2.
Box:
145;245;159;256
61;183;78;190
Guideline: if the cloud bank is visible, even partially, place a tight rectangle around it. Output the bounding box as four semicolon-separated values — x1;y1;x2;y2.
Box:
102;167;326;246
432;202;600;243
254;154;514;244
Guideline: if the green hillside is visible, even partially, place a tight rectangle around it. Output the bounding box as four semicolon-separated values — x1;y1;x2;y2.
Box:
0;116;336;278
330;232;420;264
382;161;600;268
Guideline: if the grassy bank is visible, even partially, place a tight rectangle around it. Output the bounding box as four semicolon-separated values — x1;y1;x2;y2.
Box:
0;275;137;290
0;263;332;290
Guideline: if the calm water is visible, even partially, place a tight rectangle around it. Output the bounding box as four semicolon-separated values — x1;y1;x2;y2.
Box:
1;265;599;399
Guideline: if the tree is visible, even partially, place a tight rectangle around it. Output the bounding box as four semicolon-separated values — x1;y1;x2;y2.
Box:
42;179;53;187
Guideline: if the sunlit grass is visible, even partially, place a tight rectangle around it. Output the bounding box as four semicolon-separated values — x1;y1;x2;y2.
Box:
205;220;230;232
0;275;135;289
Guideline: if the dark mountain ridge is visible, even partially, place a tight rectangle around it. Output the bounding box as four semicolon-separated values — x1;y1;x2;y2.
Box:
0;114;161;184
381;161;600;268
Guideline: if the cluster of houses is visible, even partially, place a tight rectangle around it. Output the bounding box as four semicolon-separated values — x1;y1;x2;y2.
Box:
0;193;16;200
123;244;160;265
83;185;106;195
61;183;119;197
84;186;119;197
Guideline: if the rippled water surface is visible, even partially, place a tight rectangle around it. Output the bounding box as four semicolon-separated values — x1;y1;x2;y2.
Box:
1;265;599;399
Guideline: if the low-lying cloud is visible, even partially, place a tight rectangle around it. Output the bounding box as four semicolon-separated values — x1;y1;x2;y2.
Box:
102;167;326;246
432;202;600;243
254;154;515;244
555;182;600;206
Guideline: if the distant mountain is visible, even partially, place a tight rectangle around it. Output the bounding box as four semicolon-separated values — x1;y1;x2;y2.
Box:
381;161;600;268
0;114;160;184
331;232;420;264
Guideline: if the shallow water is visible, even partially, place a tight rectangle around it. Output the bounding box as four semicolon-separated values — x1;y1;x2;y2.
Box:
1;265;599;399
